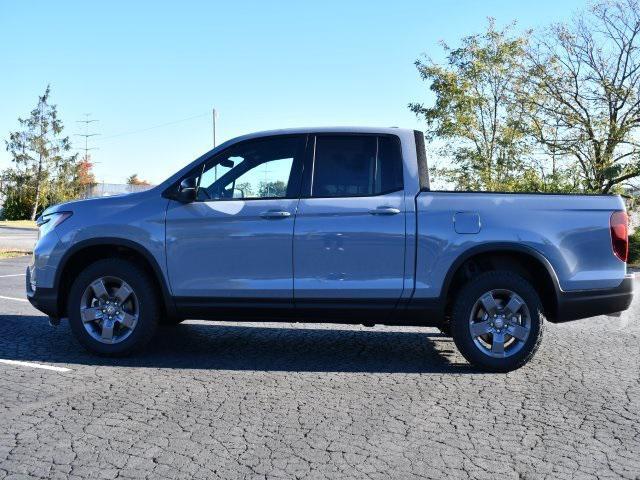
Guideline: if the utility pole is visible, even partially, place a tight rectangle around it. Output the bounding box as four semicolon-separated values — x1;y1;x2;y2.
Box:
75;113;100;163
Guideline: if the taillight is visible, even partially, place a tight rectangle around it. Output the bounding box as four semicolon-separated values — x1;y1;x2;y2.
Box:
610;211;628;262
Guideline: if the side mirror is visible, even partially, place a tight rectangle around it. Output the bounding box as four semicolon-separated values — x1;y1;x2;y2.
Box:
176;177;197;203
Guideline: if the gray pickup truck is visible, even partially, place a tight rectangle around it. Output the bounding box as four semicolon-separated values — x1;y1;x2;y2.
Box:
27;127;634;371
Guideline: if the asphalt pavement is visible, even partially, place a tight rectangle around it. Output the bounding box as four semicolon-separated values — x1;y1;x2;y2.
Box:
0;255;638;479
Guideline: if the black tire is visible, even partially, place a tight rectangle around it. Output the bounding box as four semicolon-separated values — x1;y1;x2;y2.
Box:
451;271;545;372
67;259;159;356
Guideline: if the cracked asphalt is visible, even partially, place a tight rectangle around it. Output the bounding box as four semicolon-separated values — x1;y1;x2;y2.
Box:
0;255;638;479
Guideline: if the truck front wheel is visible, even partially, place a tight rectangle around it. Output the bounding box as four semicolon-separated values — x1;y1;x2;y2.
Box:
450;271;545;372
67;259;159;356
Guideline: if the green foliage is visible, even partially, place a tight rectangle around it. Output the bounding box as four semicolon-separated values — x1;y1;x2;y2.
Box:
258;180;286;198
2;85;78;220
0;165;83;220
523;0;640;194
629;229;640;266
1;186;33;220
410;20;537;191
412;2;640;193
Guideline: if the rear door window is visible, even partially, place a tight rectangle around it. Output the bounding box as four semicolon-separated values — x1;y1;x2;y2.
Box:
311;135;403;198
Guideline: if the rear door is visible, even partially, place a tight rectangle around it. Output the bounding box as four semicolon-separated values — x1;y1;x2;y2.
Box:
293;134;406;314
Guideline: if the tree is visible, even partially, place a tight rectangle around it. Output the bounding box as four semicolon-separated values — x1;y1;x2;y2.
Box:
410;20;537;191
4;86;78;220
0;170;33;220
126;174;150;186
258;180;286;198
235;181;254;198
523;0;640;193
76;155;96;189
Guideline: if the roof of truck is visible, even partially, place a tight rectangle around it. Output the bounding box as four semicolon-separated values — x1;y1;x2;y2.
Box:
230;126;415;141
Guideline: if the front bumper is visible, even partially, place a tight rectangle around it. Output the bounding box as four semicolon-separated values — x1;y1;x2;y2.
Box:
555;273;634;322
26;266;60;318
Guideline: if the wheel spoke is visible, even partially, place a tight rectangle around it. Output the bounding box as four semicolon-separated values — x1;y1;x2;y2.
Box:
101;320;114;341
81;307;102;323
480;292;499;316
80;275;141;345
470;320;492;337
90;279;109;300
507;323;529;341
113;283;133;304
504;295;524;317
119;312;137;329
491;332;505;355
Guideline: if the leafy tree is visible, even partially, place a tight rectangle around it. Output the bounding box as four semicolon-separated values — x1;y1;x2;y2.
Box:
4;86;78;220
0;171;33;220
258;180;286;198
523;0;640;193
234;181;254;198
410;20;538;191
126;174;150;186
76;155;96;190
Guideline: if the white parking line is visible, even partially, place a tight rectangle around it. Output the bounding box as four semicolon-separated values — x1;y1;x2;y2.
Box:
0;273;26;278
0;295;28;302
0;359;71;372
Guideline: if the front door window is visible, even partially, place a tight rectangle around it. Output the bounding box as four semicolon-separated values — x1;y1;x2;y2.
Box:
197;136;303;201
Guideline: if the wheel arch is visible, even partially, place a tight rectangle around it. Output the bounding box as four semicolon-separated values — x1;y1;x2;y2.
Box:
441;243;561;322
55;238;175;319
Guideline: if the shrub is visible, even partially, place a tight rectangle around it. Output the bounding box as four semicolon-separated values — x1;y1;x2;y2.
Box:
629;229;640;266
1;188;34;220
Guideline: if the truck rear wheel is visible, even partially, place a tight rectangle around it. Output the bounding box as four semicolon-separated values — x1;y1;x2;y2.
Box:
450;271;544;372
67;259;159;356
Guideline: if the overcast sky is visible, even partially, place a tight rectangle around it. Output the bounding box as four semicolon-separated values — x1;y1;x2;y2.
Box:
0;0;587;184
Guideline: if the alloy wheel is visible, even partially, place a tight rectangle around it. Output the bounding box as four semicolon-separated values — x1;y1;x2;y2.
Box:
468;289;531;358
80;276;139;344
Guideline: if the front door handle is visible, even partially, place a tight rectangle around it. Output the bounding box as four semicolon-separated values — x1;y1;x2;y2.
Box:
368;206;400;216
260;210;291;219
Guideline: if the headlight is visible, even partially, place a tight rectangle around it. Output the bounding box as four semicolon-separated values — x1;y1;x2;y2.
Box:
36;211;73;238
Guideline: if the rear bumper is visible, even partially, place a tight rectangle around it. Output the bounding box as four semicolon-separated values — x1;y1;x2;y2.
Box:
554;274;634;322
26;266;60;318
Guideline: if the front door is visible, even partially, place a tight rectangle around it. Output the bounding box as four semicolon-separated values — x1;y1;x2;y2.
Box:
293;134;406;314
166;135;307;304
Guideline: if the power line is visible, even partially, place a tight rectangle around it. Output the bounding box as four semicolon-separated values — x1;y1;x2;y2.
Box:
97;112;209;143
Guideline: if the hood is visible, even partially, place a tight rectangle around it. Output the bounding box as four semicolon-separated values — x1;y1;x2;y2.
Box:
41;188;159;216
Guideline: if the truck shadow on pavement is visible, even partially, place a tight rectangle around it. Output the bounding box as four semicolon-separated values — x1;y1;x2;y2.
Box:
0;315;479;374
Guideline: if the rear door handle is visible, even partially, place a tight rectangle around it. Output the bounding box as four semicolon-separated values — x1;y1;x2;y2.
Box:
368;206;400;216
260;210;291;219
